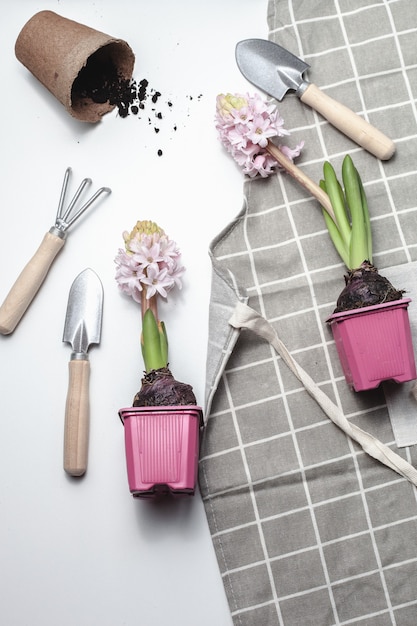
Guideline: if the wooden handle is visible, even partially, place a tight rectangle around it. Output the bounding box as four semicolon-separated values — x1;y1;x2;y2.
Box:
300;83;395;160
265;140;336;221
0;231;65;335
63;359;90;477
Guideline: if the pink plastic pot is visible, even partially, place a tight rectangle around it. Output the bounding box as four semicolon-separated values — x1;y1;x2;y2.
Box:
118;405;203;498
326;298;416;391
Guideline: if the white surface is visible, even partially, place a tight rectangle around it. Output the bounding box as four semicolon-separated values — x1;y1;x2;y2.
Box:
0;1;268;625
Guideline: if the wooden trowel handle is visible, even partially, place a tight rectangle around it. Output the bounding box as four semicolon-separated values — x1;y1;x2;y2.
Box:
64;359;90;477
301;83;395;160
0;231;65;335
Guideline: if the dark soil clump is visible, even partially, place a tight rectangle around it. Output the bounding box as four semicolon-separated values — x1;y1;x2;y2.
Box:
72;53;150;118
72;54;200;120
71;55;202;155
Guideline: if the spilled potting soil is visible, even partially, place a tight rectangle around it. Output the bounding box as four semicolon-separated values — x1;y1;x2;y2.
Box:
72;57;203;156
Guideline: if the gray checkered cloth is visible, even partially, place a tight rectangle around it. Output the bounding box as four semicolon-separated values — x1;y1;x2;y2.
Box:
199;1;417;624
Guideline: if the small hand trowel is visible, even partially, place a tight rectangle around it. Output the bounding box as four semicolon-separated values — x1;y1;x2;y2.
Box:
235;38;395;160
63;268;103;477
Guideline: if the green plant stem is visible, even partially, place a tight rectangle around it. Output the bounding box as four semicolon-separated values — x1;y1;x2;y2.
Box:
159;321;168;366
322;162;351;249
320;155;372;270
320;190;350;268
358;174;373;261
342;155;370;269
140;293;168;372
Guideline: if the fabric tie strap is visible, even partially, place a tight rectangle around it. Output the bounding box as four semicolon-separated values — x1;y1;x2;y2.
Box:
230;300;417;487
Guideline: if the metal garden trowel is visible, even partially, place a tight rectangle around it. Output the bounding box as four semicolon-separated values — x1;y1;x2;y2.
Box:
235;38;395;160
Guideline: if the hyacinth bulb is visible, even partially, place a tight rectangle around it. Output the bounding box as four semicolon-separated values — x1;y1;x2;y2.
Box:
133;367;197;407
334;261;404;313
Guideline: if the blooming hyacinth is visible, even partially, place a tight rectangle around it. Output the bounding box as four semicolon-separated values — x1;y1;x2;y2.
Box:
114;220;185;304
215;92;303;178
114;221;196;405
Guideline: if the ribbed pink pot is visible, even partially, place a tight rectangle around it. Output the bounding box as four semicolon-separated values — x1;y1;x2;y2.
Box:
327;298;416;391
118;405;203;498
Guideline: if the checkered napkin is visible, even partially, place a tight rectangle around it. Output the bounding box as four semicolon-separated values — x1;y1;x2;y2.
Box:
199;1;417;624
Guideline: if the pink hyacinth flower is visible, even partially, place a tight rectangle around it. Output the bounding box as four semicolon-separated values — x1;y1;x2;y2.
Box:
215;92;303;178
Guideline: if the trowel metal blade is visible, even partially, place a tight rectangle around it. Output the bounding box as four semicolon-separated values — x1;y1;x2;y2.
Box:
63;268;103;355
235;38;310;101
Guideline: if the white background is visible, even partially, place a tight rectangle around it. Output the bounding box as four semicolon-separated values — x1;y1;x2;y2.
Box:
0;1;268;625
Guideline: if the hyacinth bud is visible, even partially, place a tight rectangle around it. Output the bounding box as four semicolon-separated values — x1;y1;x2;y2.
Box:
216;93;248;120
124;220;165;249
115;219;184;303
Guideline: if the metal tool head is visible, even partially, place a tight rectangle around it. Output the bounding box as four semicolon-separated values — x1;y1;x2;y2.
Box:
235;38;310;101
51;167;111;238
63;268;103;355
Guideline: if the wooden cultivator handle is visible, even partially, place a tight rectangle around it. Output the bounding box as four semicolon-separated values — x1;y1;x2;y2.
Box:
0;231;65;335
